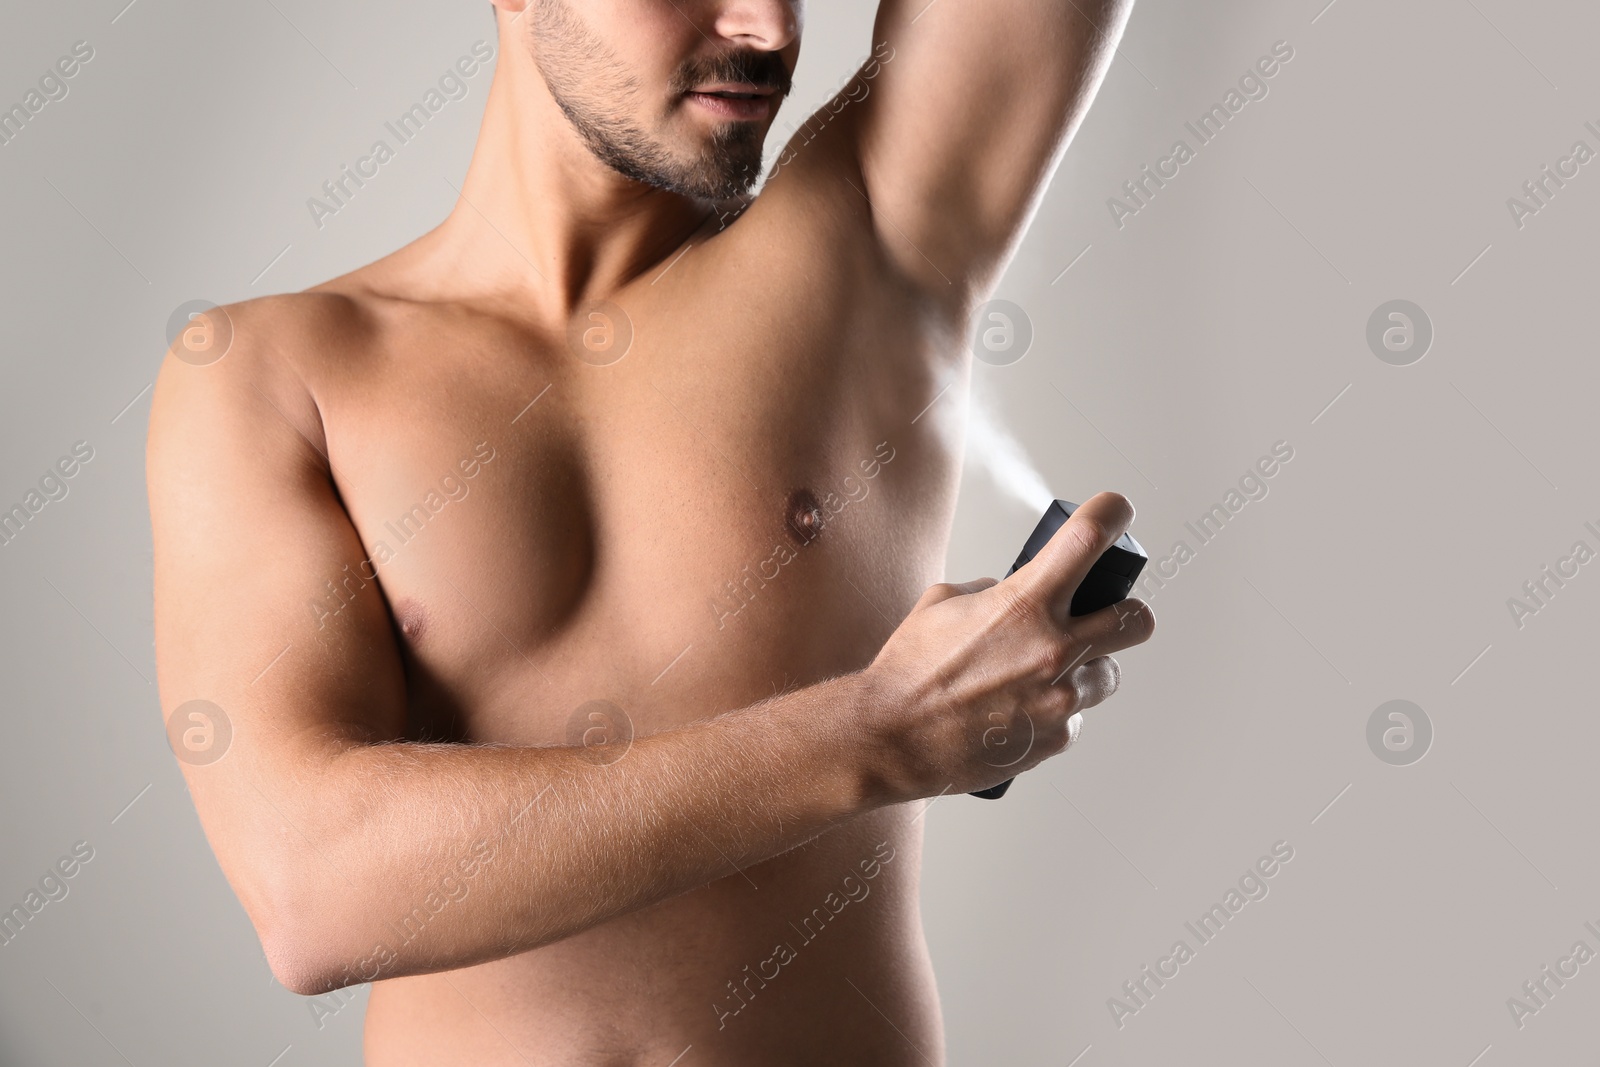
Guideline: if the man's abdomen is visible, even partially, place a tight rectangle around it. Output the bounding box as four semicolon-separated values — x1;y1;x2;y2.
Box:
362;807;944;1066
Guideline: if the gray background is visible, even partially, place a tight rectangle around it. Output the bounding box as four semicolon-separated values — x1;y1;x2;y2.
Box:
1;0;1594;1064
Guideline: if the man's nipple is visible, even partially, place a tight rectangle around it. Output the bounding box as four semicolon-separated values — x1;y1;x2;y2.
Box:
394;598;427;643
784;487;826;546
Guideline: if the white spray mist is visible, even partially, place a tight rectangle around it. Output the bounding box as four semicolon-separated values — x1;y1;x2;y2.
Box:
965;377;1054;513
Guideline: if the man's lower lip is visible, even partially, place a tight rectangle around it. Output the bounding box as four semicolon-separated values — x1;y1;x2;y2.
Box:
686;92;771;120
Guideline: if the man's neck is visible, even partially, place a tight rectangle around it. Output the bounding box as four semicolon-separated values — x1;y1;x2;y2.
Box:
433;35;716;321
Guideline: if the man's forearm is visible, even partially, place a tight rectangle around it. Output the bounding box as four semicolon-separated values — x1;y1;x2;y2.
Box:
260;672;882;995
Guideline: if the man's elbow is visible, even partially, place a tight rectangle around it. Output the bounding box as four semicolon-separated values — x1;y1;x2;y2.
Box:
251;864;370;997
260;904;385;996
263;928;336;997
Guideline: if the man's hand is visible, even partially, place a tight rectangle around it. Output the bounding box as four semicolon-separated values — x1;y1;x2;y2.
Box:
859;492;1155;802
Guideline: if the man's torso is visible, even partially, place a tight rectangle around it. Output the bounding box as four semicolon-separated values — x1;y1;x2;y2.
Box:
283;172;970;1064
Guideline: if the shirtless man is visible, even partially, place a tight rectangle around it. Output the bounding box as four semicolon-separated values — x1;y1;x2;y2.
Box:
146;0;1149;1062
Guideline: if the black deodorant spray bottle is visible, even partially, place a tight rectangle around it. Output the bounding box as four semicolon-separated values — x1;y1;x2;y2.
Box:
969;499;1148;799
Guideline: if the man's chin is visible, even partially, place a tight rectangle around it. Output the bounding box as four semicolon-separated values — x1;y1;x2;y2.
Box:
675;144;766;200
630;167;755;203
715;158;764;199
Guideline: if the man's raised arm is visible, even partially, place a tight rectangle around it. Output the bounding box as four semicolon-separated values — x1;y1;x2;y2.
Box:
844;0;1133;299
146;299;1149;996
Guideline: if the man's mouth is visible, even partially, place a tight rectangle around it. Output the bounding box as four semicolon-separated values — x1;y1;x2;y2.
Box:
685;82;777;120
691;82;777;98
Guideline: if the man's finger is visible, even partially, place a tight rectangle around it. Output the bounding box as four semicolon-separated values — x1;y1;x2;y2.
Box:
1062;655;1121;712
1010;491;1135;614
1065;597;1155;659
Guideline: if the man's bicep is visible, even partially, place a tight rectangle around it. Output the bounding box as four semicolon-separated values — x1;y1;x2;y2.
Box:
847;0;1130;296
146;337;407;910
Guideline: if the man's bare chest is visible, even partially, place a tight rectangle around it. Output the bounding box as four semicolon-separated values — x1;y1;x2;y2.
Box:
307;255;965;742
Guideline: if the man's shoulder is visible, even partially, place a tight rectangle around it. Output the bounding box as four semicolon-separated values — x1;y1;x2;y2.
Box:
161;281;382;374
147;285;379;470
